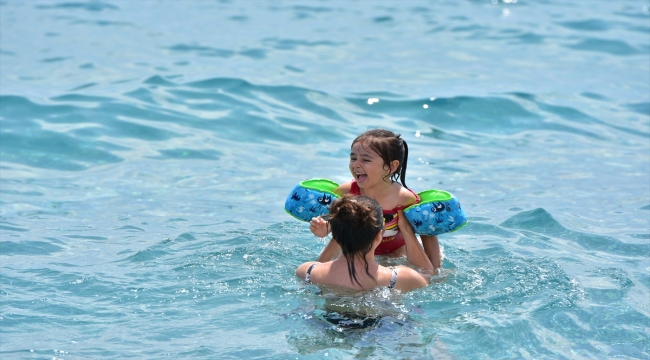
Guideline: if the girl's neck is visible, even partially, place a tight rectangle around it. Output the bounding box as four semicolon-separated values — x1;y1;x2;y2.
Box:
359;179;394;199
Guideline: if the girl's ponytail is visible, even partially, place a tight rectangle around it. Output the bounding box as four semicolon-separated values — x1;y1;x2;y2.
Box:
400;139;409;189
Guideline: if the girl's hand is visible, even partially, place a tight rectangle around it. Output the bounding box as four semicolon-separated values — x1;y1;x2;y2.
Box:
309;216;330;238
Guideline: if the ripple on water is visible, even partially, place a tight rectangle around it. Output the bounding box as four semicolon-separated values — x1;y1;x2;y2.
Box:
501;208;650;257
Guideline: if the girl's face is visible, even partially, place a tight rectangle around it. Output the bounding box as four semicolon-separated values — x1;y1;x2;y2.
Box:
349;142;390;188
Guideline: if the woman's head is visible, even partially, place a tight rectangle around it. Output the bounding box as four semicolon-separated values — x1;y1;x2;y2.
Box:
351;129;409;188
328;195;383;286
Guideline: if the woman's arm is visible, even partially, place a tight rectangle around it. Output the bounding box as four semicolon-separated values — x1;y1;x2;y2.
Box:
394;266;430;291
398;209;434;275
296;261;319;279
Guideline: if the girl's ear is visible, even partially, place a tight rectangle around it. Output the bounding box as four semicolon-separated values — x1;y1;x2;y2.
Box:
389;160;400;174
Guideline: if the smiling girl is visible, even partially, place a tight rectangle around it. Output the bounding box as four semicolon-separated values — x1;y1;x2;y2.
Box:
310;129;442;269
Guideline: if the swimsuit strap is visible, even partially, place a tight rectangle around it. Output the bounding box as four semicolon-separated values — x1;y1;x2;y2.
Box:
388;266;398;290
305;263;316;284
350;180;361;195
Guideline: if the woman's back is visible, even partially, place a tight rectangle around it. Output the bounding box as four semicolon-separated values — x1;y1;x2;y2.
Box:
296;194;431;293
297;260;428;293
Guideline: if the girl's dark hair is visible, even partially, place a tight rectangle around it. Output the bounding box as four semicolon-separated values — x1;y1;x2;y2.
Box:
352;129;409;188
328;195;384;287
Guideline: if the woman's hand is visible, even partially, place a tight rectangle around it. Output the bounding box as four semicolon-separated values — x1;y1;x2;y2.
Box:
309;216;330;238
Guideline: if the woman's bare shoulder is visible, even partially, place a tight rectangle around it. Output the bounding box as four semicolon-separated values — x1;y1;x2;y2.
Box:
394;265;430;290
296;261;320;278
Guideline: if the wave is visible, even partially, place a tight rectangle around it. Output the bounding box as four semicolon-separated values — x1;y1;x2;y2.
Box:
500;208;650;257
1;76;645;172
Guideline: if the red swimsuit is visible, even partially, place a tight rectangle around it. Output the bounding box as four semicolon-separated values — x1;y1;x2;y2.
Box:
349;180;420;255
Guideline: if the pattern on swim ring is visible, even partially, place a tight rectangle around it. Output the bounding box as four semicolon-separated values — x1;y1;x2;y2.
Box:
284;180;340;222
403;193;467;236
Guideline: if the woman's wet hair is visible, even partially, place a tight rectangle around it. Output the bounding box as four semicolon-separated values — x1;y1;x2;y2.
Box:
352;129;409;188
328;194;383;287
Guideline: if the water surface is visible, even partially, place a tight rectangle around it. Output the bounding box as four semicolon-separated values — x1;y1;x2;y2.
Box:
1;0;649;359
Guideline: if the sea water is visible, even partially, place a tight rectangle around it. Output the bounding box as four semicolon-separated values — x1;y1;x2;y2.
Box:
0;0;648;359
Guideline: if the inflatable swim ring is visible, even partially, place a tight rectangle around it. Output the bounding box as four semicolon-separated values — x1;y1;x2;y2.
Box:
284;179;340;222
285;178;467;235
403;189;467;235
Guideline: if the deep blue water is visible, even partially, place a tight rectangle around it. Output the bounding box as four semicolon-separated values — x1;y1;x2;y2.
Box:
1;0;649;359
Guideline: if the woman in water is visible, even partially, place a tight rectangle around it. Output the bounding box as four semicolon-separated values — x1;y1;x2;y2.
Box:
296;194;433;292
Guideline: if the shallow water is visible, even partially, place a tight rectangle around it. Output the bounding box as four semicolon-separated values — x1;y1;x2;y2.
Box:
1;0;649;359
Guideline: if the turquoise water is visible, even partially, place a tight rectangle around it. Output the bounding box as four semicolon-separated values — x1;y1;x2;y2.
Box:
1;0;649;358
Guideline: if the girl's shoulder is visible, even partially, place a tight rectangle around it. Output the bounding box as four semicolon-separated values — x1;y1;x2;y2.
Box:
335;180;354;196
394;184;418;207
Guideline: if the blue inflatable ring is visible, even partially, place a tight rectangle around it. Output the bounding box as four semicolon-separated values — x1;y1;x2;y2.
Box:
403;189;467;235
285;179;467;236
284;179;340;222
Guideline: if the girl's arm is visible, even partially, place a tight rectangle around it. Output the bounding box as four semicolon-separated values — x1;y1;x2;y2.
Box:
396;187;441;270
309;182;349;257
309;216;330;238
421;235;441;269
316;239;341;262
398;209;434;275
335;181;353;197
310;182;352;237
